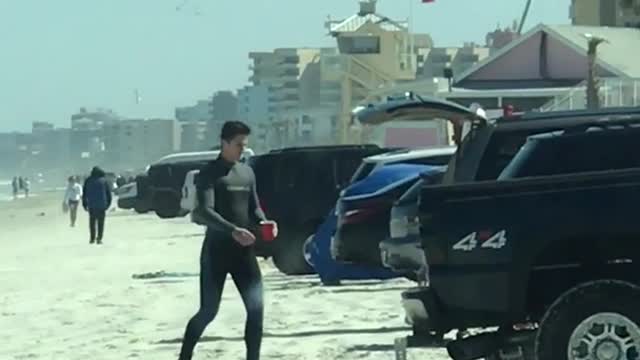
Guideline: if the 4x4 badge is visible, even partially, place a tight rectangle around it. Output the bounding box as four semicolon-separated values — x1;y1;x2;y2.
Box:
452;230;507;252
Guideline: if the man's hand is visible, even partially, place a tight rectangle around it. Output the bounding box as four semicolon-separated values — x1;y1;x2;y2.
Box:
232;228;256;246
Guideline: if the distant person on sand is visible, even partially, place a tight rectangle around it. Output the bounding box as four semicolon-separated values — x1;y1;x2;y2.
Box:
63;176;83;227
22;177;30;198
178;121;277;360
12;177;19;199
82;167;112;244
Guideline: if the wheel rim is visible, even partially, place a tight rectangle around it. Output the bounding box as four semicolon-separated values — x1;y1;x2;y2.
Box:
568;312;640;360
303;235;315;267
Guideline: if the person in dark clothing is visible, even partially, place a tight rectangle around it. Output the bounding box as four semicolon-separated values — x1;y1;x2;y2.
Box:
11;177;19;199
178;121;277;360
82;166;112;244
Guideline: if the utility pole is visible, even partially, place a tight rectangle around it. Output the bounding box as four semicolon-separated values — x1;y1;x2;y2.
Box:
517;0;533;34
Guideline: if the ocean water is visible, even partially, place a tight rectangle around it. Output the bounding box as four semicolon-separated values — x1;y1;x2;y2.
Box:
0;180;13;201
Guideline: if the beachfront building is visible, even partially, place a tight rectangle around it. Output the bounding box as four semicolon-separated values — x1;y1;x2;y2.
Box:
324;0;425;144
247;47;326;148
175;100;210;152
419;44;491;80
207;91;238;142
103;118;180;171
365;24;640;116
69;108;120;171
236;84;270;151
570;0;640;28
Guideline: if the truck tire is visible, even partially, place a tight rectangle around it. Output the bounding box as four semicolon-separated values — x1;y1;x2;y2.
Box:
152;189;185;219
535;279;640;360
273;231;314;276
134;202;151;214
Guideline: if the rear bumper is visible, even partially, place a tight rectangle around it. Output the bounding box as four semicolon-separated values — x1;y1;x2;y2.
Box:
380;236;425;273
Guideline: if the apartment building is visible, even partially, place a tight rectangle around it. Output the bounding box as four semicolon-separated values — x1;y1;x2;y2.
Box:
570;0;640;28
175;100;210;123
419;44;491;80
180;121;207;152
103;118;180;170
249;48;322;114
207;91;239;140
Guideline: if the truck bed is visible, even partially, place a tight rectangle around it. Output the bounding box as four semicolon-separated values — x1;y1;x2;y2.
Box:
417;168;640;326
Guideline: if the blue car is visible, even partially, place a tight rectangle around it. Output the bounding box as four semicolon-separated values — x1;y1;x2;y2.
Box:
306;163;440;285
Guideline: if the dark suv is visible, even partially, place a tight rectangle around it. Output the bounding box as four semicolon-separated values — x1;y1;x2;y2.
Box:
250;144;390;275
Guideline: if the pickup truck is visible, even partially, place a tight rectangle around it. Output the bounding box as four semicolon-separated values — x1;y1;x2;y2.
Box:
408;117;640;359
352;94;640;359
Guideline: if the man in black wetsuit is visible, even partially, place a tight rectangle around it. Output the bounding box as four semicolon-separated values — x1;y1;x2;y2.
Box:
178;121;276;360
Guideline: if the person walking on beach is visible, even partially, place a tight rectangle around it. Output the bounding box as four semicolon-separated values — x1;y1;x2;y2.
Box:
63;176;83;227
22;177;30;198
178;121;277;360
82;166;112;244
11;177;19;199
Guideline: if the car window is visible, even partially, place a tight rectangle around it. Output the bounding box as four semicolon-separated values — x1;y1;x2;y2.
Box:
350;161;376;183
335;153;366;188
252;157;277;196
552;129;640;175
276;155;304;192
475;131;531;181
502;127;640;179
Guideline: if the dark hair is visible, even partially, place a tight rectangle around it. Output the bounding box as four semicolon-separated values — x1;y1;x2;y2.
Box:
220;121;251;142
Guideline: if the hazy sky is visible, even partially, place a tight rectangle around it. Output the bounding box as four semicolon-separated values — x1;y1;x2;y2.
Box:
0;0;569;132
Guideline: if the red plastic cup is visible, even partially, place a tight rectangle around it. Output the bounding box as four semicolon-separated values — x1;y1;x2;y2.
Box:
260;221;277;242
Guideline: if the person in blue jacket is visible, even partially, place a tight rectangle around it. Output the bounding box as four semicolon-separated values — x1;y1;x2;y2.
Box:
82;166;112;244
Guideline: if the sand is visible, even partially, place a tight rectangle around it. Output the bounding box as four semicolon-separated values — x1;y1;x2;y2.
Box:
0;192;449;360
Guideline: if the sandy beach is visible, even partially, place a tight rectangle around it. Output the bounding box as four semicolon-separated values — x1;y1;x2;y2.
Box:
1;192;448;360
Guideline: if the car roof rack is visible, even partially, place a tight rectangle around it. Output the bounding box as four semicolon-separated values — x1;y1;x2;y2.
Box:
563;115;640;133
496;106;640;124
493;107;640;131
528;115;640;141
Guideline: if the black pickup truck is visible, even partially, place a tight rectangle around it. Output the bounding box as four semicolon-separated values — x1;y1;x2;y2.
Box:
411;119;640;359
353;95;640;360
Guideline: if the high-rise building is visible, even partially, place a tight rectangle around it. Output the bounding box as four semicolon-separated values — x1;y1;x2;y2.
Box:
207;91;239;140
175;100;211;123
103;118;179;170
249;48;322;115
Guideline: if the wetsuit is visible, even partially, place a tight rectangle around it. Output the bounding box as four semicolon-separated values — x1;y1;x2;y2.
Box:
179;156;266;360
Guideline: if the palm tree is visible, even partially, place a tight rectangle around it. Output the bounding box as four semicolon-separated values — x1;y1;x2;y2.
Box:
584;34;609;110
